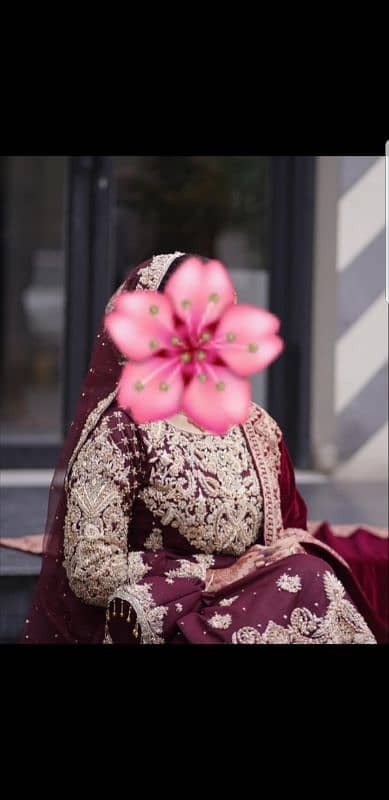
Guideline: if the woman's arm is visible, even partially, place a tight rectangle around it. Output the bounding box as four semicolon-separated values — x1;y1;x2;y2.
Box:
63;408;147;606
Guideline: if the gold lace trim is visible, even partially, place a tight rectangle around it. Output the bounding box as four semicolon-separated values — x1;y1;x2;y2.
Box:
242;402;283;545
108;582;168;644
136;251;185;291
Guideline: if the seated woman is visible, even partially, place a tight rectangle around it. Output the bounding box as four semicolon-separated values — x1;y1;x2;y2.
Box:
22;253;384;645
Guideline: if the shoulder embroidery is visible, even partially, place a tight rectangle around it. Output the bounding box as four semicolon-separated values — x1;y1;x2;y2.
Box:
66;391;118;488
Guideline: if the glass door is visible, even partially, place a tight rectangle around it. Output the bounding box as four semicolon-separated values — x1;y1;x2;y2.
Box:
112;155;270;406
0;156;67;464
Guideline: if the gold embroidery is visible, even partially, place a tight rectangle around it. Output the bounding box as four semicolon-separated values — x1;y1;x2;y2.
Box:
128;551;151;584
104;252;184;314
219;595;239;607
165;554;215;583
63;413;141;606
65;391;118;489
276;573;302;593
242;402;283;545
136;252;185;291
138;420;263;556
144;527;163;551
208;613;232;630
109;583;167;644
231;571;376;644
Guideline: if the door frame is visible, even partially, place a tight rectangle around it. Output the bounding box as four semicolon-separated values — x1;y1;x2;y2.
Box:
1;155;315;469
267;156;316;468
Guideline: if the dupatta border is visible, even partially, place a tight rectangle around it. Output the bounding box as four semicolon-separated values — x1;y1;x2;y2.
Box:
65;252;184;489
242;403;352;572
242;402;283;546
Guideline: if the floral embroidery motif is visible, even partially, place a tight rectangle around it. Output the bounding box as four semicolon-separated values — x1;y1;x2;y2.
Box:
128;551;151;584
139;420;263;556
164;554;215;583
276;573;302;593
109;583;168;644
136;252;184;291
208;613;232;630
144;527;163;551
175;603;183;613
219;595;239;607
63;411;143;606
231;571;376;644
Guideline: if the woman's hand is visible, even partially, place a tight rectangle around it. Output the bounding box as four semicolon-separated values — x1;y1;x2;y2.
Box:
204;538;306;593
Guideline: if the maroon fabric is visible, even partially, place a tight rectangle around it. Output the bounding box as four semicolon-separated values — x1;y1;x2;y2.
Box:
19;253;388;645
279;438;308;530
313;522;389;634
106;549;378;645
22;258;156;645
277;438;388;642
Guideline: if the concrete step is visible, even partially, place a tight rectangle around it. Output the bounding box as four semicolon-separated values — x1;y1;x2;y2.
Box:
0;574;39;643
1;486;46;642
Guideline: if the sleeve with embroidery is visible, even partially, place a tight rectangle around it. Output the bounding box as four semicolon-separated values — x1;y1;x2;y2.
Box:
63;409;146;606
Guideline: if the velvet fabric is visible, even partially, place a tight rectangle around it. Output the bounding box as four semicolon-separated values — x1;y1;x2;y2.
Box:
19;253;388;645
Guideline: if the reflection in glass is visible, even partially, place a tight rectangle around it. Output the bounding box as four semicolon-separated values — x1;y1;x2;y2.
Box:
0;157;66;445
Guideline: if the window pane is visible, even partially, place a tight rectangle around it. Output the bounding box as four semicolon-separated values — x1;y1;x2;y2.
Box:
0;156;66;445
112;156;270;404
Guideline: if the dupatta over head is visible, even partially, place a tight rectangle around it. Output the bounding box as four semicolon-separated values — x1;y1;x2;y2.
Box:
24;253;187;643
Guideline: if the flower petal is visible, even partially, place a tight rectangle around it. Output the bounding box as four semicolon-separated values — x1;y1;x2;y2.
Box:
164;257;235;337
182;365;251;434
213;304;284;376
105;291;175;360
117;357;184;423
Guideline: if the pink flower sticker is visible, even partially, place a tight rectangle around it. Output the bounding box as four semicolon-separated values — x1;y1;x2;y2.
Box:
105;257;284;434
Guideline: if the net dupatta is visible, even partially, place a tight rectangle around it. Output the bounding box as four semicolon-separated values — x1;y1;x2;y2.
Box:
23;253;184;644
